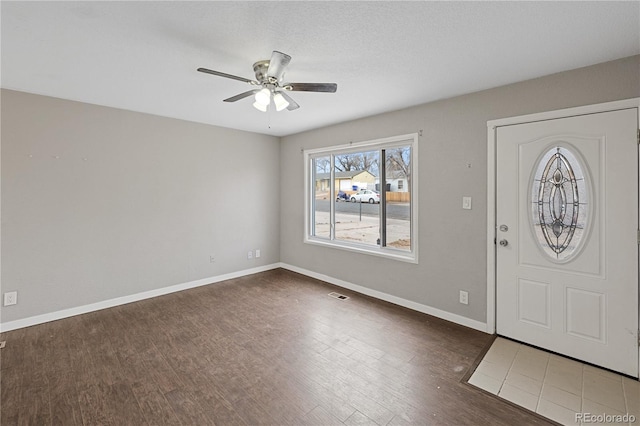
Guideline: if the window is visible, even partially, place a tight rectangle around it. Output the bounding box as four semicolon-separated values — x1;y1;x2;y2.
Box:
305;134;418;262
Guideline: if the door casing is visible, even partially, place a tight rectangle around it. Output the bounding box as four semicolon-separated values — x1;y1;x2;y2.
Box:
486;98;640;372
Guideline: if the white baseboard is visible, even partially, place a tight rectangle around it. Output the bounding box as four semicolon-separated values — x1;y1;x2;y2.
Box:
1;262;488;334
0;263;280;333
280;263;489;333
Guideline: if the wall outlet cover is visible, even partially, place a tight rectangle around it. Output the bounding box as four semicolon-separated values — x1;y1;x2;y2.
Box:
4;291;17;306
462;197;472;210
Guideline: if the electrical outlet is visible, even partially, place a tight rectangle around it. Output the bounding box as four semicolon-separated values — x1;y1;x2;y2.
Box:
4;291;17;306
209;255;215;263
247;250;253;260
255;249;261;258
462;197;472;210
459;290;468;305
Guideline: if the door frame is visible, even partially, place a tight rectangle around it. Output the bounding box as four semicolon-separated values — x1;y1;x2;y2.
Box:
486;98;640;369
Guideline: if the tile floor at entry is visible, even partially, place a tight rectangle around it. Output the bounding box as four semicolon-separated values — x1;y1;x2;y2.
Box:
468;337;640;425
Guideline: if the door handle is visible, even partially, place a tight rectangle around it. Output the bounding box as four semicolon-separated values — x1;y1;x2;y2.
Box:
499;239;509;247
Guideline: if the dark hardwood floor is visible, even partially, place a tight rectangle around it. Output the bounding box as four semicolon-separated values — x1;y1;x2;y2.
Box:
0;269;553;425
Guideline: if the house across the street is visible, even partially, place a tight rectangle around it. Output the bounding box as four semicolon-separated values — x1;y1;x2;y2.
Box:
315;170;376;193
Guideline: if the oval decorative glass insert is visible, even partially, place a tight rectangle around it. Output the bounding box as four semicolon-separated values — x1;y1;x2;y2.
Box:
531;146;589;261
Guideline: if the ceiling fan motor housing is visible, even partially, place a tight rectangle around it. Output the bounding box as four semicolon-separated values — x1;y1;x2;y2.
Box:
253;60;271;84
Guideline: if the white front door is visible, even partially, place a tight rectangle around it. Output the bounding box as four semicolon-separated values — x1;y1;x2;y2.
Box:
496;107;639;377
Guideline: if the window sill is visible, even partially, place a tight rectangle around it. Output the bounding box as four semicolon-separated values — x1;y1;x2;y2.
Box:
304;236;418;264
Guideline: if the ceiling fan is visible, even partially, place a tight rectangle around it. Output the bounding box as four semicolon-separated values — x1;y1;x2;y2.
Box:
197;51;337;112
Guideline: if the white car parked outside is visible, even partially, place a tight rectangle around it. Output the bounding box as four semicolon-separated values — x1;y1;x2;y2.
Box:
350;190;380;204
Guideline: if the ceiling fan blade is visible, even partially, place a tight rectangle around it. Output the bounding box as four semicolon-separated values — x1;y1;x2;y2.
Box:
266;51;291;82
223;89;260;103
278;91;300;111
197;68;257;85
287;83;337;93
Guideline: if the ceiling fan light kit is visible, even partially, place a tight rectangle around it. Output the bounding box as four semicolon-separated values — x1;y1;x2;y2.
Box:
254;88;271;106
252;100;268;112
198;51;337;112
273;93;289;111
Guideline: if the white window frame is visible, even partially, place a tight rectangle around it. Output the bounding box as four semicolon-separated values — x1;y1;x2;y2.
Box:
304;133;418;263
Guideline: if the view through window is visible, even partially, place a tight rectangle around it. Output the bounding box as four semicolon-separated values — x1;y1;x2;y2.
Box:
307;134;417;262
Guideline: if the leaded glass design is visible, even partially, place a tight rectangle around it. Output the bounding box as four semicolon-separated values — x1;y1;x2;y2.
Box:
531;146;589;261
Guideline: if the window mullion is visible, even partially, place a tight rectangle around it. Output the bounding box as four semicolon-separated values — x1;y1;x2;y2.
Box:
330;154;336;240
310;157;316;237
380;148;387;248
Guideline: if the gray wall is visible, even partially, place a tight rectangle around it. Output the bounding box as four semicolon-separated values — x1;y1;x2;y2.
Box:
280;55;640;324
2;56;638;328
1;89;280;323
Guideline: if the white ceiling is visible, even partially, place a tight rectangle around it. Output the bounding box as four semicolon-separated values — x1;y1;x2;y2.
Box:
2;1;639;137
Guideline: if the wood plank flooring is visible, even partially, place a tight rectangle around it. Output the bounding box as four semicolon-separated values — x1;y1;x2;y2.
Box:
0;269;554;425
